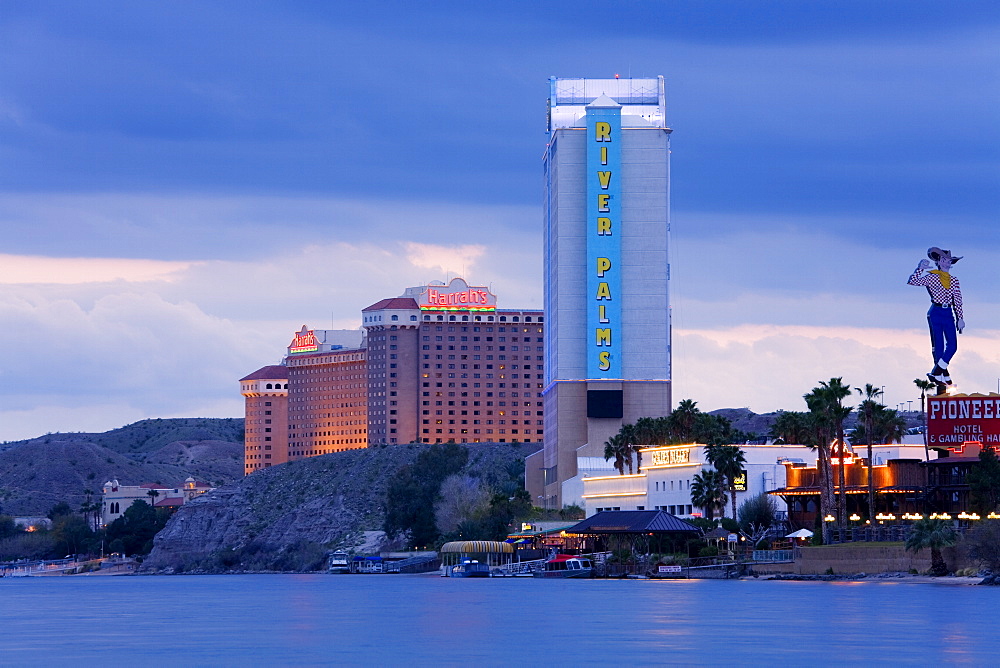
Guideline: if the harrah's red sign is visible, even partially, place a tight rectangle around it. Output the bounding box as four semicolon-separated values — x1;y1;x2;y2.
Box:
417;278;497;311
927;394;1000;449
288;326;319;354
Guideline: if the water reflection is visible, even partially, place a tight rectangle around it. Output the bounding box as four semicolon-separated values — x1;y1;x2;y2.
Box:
2;575;999;665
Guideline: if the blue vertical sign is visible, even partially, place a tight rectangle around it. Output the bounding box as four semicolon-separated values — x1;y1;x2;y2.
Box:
586;98;622;378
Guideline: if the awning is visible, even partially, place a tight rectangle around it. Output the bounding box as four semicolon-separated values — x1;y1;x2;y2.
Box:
440;541;513;554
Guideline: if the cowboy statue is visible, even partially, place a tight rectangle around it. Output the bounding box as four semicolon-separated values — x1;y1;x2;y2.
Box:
907;247;964;389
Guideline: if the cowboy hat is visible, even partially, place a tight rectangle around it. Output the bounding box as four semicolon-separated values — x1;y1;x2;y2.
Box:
928;247;962;264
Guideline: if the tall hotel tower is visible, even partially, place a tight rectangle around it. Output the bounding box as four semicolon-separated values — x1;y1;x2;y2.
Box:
532;76;672;508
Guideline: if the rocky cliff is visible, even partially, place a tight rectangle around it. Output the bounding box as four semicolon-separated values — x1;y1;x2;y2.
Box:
144;442;536;573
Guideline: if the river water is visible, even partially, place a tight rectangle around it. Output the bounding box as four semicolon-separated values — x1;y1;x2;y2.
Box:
2;574;995;665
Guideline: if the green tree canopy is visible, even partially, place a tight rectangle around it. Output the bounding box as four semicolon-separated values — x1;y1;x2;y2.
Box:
705;445;747;520
690;470;727;521
383;443;469;549
967;448;1000;514
905;518;957;576
104;499;170;556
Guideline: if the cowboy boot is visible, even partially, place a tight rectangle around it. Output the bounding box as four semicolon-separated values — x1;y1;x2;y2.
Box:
927;365;947;383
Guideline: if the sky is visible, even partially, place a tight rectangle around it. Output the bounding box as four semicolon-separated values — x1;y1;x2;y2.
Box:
1;1;998;441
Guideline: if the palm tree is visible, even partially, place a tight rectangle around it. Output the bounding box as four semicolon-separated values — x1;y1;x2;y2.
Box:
690;469;728;520
603;433;630;475
146;488;160;509
806;378;853;527
905;518;957;576
855;383;884;523
705;444;747;520
914;378;936;464
871;407;907;444
804;390;836;532
670;399;701;442
769;411;812;445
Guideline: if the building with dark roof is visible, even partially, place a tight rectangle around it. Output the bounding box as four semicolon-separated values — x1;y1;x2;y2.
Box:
363;278;543;445
240;364;289;474
239;278;544;472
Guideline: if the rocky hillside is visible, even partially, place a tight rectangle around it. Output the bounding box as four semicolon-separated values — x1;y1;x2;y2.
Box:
144;442;537;573
0;418;244;515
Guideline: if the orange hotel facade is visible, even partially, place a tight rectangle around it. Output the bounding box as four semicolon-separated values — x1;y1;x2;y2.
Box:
241;278;543;474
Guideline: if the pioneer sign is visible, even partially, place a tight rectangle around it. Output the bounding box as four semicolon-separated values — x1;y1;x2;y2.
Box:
927;393;1000;448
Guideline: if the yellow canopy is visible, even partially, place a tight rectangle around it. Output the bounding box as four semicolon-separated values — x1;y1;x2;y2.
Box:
439;540;513;554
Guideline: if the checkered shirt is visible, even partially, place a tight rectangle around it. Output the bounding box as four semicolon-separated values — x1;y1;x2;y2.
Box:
908;267;964;320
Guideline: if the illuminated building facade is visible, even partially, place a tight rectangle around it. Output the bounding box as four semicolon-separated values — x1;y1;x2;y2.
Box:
530;77;672;508
286;328;367;459
577;444;811;518
240;365;289;474
363;278;544;445
240;280;542;472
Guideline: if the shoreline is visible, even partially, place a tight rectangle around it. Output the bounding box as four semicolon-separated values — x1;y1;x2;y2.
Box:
749;573;986;585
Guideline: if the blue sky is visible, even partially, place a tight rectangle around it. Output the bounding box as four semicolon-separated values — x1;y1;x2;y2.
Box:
1;1;998;439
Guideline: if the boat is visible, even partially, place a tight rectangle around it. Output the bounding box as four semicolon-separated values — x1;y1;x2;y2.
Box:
449;559;492;578
328;551;350;574
533;554;593;578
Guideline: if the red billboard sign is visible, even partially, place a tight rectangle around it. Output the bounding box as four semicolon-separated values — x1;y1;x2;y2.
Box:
927;394;1000;450
288;326;319;354
416;278;497;312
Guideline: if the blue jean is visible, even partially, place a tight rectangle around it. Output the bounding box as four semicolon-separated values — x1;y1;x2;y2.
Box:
927;304;957;367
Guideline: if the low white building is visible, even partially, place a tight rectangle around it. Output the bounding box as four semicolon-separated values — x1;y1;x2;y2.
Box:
576;443;816;519
101;477;213;526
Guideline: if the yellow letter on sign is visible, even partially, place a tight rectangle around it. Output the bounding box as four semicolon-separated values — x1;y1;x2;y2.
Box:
595;122;611;142
598;351;611;371
596;257;611;277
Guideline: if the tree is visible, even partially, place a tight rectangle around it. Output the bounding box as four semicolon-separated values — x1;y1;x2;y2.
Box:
104;499;170;556
737;493;777;546
47;501;73;521
146;489;161;509
855;383;884;524
383;443;469;549
805;378;853;528
914;378;937;465
705;445;746;520
769;411;812;445
905;518;957;576
434;475;490;535
80;489;101;532
0;515;21;540
690;470;727;521
966;521;1000;576
603;433;631;476
967;448;1000;514
670;399;700;437
51;514;96;558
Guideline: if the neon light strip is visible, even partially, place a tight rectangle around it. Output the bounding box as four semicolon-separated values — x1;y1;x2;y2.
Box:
584;474;645;482
644;463;700;469
581;492;647;499
419;306;496;311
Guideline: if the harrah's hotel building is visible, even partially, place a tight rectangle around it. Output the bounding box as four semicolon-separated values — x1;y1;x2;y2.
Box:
241;278;543;474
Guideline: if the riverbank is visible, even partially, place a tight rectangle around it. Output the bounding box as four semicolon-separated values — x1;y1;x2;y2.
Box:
752;572;986;585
